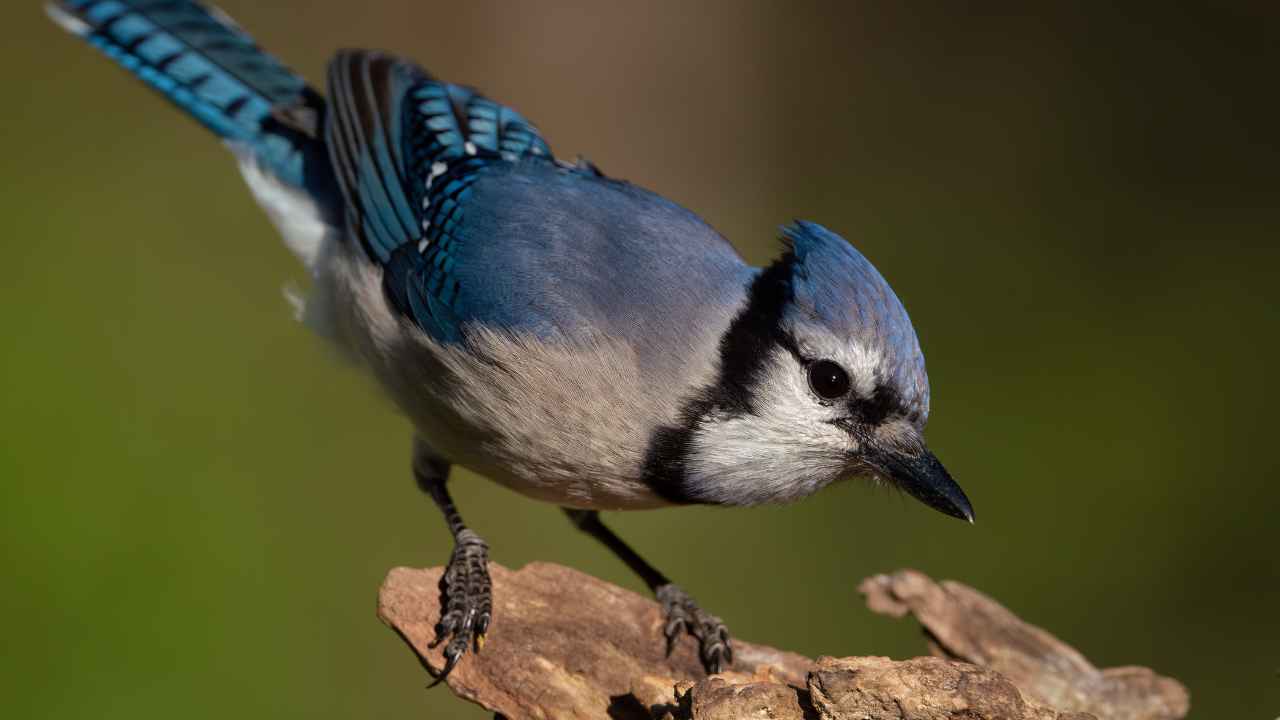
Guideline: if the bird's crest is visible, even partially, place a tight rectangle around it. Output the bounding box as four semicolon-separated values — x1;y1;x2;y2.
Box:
781;221;929;415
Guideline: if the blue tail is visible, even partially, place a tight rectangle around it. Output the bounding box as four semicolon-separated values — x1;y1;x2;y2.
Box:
47;0;325;190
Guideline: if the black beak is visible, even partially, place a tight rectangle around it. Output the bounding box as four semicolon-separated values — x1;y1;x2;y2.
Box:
870;446;974;523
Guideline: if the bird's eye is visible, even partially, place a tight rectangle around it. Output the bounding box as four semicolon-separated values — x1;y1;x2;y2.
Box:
807;359;851;400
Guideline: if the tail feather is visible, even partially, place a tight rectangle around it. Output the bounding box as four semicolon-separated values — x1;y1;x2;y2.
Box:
47;0;321;188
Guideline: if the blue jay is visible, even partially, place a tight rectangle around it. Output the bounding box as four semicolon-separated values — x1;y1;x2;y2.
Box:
49;0;973;680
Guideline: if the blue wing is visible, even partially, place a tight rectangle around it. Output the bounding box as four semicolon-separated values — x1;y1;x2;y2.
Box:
53;15;750;349
324;50;752;350
323;50;553;341
47;0;330;194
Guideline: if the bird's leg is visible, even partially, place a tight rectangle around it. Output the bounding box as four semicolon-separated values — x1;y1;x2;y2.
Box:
562;509;732;674
414;440;491;685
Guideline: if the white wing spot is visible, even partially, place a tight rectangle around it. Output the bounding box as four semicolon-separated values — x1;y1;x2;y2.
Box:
418;239;430;253
45;4;91;35
426;161;448;191
464;142;477;156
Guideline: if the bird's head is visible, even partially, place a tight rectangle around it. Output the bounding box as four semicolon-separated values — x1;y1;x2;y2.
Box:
674;221;973;521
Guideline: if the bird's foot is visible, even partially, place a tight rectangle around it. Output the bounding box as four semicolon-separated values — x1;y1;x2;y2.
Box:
429;529;492;685
656;583;733;674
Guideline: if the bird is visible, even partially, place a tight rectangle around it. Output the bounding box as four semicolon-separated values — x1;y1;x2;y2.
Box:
48;0;974;681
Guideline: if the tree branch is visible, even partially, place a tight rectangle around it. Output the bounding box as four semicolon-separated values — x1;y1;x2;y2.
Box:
378;563;1188;719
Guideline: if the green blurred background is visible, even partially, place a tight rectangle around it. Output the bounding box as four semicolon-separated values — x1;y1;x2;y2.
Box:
3;2;1276;717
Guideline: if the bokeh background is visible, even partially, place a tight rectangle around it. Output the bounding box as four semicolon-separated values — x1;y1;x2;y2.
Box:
3;2;1276;717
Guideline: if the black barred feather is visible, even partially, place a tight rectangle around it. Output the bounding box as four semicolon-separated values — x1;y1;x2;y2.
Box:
47;0;324;188
322;50;555;339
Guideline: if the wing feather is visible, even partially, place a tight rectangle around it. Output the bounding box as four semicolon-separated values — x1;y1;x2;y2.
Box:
324;50;425;262
322;49;556;340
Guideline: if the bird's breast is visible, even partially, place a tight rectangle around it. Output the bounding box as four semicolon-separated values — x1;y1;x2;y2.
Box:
407;327;693;510
318;219;747;511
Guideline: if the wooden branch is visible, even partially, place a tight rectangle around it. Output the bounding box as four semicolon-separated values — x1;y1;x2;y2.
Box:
859;570;1190;720
378;563;1188;720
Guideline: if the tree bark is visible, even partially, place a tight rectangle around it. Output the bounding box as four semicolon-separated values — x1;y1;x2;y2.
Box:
378;562;1188;720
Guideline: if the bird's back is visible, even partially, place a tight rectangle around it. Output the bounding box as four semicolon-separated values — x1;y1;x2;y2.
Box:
45;3;754;365
319;50;754;368
448;161;754;374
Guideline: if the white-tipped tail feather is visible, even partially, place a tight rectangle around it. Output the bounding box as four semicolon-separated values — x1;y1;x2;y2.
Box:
45;3;91;36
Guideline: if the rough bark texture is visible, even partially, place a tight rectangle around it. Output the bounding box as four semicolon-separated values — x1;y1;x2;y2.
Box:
858;570;1189;720
378;562;1188;720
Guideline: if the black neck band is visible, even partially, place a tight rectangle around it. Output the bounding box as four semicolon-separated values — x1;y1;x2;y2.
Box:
640;253;796;503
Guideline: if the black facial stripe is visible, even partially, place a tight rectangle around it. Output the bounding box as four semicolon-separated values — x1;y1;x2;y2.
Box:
854;384;903;426
639;422;698;504
710;252;797;415
640;253;797;504
831;385;912;435
775;331;806;365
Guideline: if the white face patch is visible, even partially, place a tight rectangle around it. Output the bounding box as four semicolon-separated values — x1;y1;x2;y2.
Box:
684;346;859;505
786;317;884;401
677;305;930;507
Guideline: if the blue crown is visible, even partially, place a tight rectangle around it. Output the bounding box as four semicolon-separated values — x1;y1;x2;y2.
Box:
783;221;930;416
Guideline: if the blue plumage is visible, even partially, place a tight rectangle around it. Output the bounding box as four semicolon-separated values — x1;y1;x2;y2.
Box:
321;51;752;348
49;0;321;190
51;1;972;682
323;51;568;341
50;4;754;348
414;161;754;362
784;221;930;416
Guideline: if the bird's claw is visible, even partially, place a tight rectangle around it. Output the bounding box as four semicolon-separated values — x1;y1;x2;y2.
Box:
428;530;491;687
656;583;734;674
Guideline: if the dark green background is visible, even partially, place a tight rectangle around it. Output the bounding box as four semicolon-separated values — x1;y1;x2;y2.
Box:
3;2;1276;717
